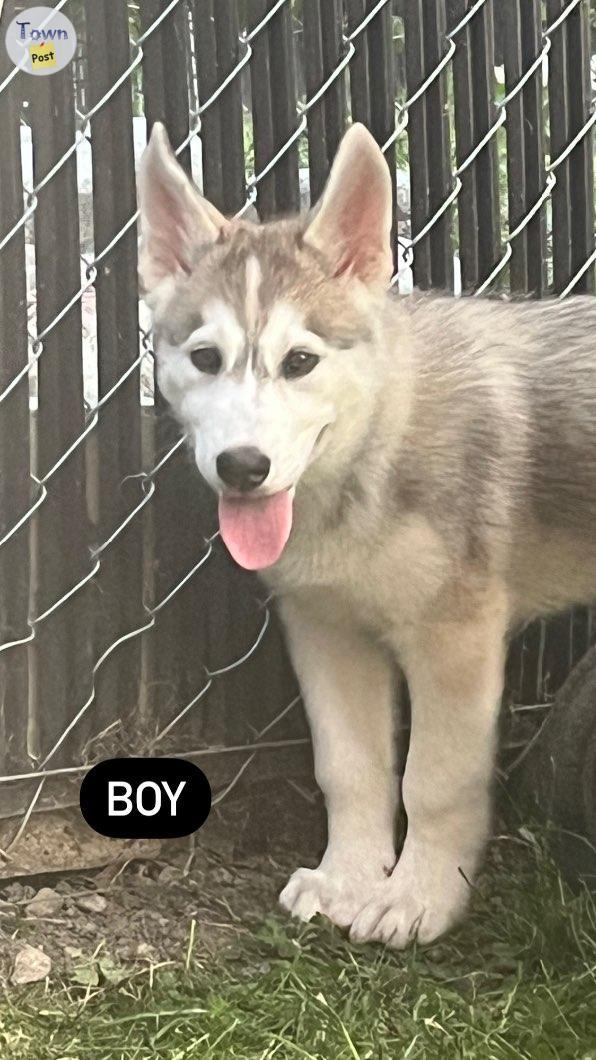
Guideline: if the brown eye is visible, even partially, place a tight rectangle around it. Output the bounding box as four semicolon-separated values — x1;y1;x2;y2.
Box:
190;346;222;375
281;349;320;380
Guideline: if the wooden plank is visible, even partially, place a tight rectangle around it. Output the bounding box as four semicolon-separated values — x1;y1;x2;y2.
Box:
467;0;501;288
405;0;430;287
303;0;328;205
449;0;501;291
214;0;246;214
0;7;31;792
248;0;277;217
502;0;546;295
267;0;300;213
140;0;191;174
404;0;453;289
546;0;572;294
346;0;372;130
547;0;595;294
141;0;211;737
565;0;594;294
366;0;399;271
27;57;91;764
449;0;479;289
420;0;452;289
84;0;143;739
193;0;225;209
320;0;346;167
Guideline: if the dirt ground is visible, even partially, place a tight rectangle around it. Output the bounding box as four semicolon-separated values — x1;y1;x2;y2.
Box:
0;780;326;987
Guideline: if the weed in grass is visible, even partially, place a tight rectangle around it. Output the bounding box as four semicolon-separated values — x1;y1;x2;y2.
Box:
0;835;594;1059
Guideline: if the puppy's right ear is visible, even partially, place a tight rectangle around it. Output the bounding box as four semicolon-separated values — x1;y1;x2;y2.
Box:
138;123;228;294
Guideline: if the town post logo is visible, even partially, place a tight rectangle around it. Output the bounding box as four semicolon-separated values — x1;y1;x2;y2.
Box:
5;6;76;76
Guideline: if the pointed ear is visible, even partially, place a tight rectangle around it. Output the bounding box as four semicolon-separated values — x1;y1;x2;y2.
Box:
138;122;228;293
304;123;393;288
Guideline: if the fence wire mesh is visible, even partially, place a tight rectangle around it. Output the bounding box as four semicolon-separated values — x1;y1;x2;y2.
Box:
0;0;594;853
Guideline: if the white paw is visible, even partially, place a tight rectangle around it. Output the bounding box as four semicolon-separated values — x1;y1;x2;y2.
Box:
350;848;472;948
279;860;391;929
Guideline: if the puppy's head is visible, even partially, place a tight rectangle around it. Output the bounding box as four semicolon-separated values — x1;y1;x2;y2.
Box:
138;122;393;570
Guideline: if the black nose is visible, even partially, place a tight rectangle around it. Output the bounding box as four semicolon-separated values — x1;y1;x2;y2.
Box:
216;447;271;492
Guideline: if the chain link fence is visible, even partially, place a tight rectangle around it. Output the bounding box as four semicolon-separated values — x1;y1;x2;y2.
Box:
0;0;594;857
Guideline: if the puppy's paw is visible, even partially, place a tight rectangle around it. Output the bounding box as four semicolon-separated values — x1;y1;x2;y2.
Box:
349;854;471;949
279;861;390;929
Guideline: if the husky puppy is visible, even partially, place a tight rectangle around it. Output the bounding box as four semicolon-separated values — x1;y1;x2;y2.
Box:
138;122;596;947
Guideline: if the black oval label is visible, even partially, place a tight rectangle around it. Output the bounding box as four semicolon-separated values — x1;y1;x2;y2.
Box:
79;758;211;839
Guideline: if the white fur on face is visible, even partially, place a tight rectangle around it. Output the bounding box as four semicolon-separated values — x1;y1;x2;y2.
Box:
155;286;338;495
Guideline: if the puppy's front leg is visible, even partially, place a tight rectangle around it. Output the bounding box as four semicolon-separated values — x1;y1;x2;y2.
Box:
351;595;507;948
278;597;397;928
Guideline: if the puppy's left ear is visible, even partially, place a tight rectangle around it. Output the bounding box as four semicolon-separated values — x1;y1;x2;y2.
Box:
138;122;228;294
304;123;393;288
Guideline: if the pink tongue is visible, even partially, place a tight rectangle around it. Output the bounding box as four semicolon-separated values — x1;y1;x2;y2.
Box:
218;491;293;570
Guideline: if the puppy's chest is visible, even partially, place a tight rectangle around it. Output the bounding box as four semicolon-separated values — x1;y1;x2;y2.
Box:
267;506;450;632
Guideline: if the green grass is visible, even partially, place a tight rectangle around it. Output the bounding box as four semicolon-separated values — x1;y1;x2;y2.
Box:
1;837;595;1059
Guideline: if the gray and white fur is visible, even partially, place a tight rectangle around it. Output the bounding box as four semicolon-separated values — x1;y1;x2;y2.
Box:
138;121;596;947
